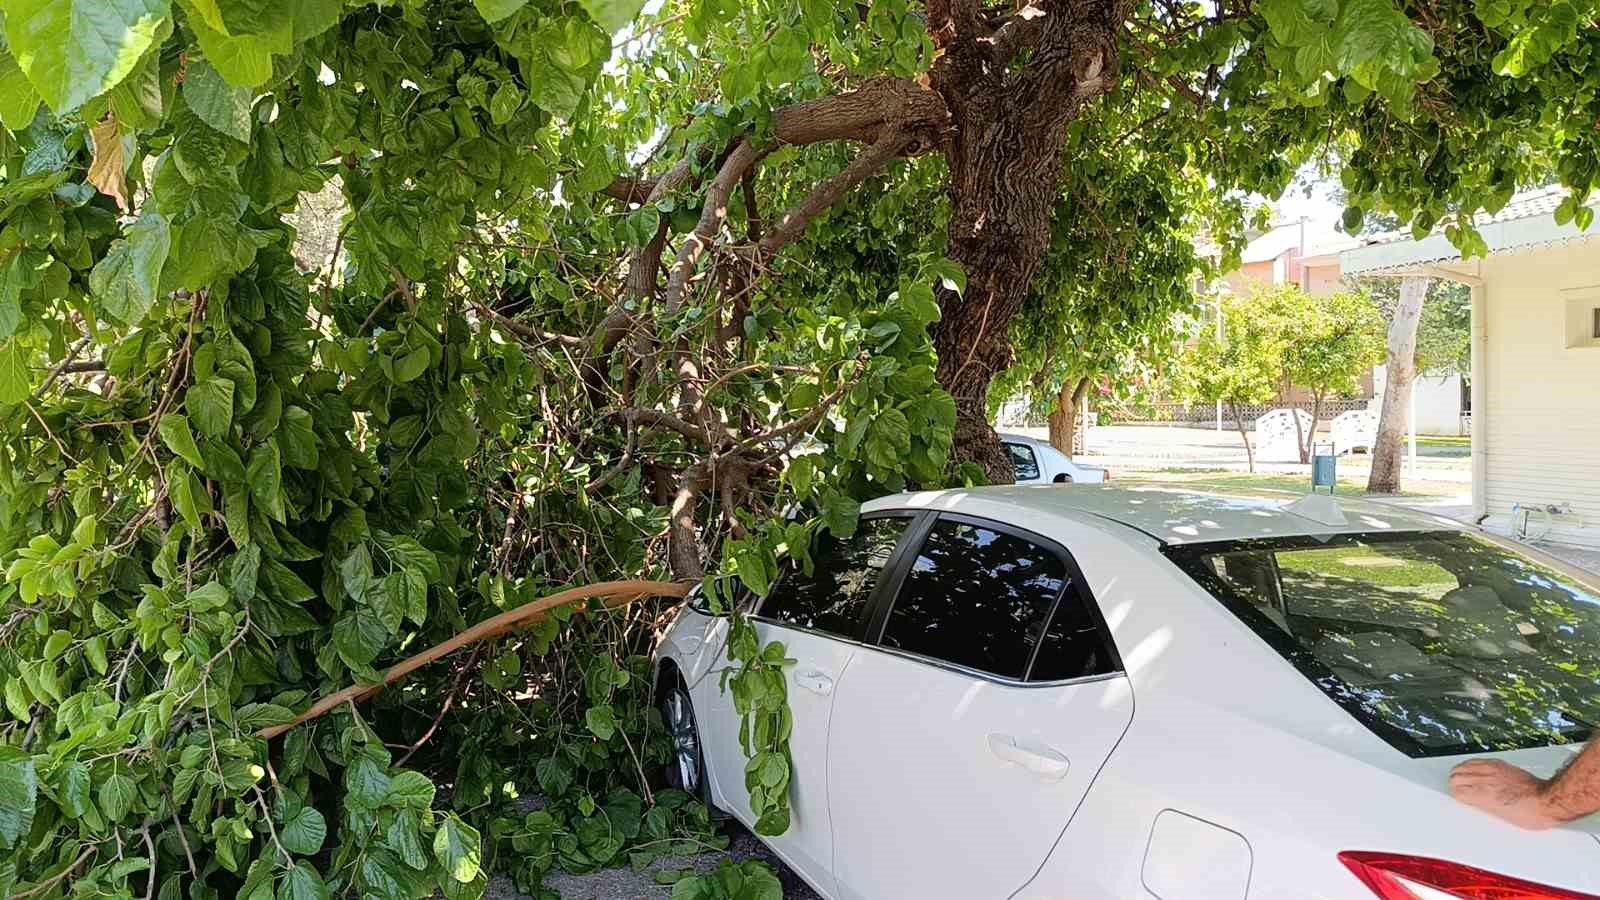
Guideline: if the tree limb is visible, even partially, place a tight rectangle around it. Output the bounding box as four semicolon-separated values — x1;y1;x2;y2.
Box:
662;139;765;317
615;408;709;444
257;580;688;740
757;126;920;257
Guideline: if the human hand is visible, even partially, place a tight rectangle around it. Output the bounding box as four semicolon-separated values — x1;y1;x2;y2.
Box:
1449;759;1561;830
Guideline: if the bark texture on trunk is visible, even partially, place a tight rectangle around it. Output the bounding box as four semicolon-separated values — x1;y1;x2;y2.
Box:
1368;276;1429;494
1047;377;1090;454
926;0;1129;483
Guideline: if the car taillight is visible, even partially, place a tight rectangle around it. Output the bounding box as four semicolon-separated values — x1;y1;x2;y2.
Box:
1339;851;1600;899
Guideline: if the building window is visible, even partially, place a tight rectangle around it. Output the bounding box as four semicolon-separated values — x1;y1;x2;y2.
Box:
1593;307;1600;340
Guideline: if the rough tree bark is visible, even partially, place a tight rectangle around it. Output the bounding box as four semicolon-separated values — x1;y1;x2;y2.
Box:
1047;376;1090;454
926;0;1131;482
1368;275;1428;493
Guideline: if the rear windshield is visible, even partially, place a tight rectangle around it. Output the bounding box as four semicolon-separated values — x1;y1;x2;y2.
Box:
1166;531;1600;757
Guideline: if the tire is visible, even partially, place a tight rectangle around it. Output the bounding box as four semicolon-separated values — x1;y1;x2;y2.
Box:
660;679;722;817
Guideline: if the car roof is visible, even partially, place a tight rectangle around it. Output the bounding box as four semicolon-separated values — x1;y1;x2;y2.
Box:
860;484;1465;546
996;432;1048;449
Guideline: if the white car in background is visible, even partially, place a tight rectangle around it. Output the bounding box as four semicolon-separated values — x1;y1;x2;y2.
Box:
654;486;1600;900
998;432;1109;484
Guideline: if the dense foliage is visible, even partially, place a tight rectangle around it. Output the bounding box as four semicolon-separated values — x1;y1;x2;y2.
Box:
6;0;1600;898
0;1;949;897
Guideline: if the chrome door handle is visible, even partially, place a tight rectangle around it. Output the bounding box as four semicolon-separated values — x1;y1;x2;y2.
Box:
794;669;834;696
988;734;1070;782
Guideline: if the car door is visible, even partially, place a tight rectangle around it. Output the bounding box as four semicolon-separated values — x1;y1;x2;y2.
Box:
693;515;915;897
826;512;1134;900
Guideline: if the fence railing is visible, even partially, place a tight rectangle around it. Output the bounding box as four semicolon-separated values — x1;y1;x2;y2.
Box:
1108;399;1371;429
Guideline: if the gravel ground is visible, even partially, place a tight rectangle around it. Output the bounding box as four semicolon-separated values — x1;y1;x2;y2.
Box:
485;821;823;900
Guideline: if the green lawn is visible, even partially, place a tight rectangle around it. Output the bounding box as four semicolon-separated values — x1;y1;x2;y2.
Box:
1417;435;1472;458
1117;469;1465;499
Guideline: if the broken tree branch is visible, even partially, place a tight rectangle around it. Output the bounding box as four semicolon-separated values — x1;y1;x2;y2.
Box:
257;579;688;740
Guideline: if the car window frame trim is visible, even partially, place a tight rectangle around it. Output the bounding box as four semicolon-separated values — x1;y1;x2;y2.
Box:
862;509;1126;685
750;511;928;643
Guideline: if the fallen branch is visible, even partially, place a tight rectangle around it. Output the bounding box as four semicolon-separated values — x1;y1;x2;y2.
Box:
256;579;688;740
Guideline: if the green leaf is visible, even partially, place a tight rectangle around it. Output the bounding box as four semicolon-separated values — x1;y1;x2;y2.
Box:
344;754;390;808
0;47;40;129
188;13;281;88
577;0;646;33
384;770;435;809
433;813;482;883
392;346;430;383
246;439;285;522
89;212;170;326
0;747;37;848
240;858;276;900
58;761;91;818
41;629;69;659
1;0;172;113
820;492;860;539
281;805;326;854
183;58;254;141
98;771;136;821
279;405;318;469
278;861;330;900
584;705;616;740
172;468;202;529
188;376;235;438
387;812;430;869
158;414;206;469
472;0;528;23
333;608;386;668
0;339;31;405
489;82;522;124
288;0;342;41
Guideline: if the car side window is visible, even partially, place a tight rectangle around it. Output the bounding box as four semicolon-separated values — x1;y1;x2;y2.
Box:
1004;443;1040;481
686;576;749;617
758;516;909;638
878;518;1067;679
1029;583;1118;681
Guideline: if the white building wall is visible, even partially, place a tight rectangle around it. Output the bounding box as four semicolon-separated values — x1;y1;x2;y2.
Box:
1371;366;1465;435
1480;243;1600;549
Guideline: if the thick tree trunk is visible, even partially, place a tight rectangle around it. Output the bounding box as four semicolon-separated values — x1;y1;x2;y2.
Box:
1368;276;1428;493
926;0;1128;483
1231;400;1256;473
1047;377;1090;453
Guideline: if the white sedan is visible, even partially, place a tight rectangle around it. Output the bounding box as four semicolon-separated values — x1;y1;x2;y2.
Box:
998;432;1109;484
654;485;1600;900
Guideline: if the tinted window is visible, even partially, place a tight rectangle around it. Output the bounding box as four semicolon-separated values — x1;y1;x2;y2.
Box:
1005;443;1040;481
1169;532;1600;757
759;517;908;638
1030;588;1117;681
879;519;1067;679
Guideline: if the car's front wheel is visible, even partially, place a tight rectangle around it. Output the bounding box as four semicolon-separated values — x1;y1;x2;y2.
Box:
661;680;709;799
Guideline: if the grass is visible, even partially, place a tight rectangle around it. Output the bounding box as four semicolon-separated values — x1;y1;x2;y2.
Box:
1117;469;1465;500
